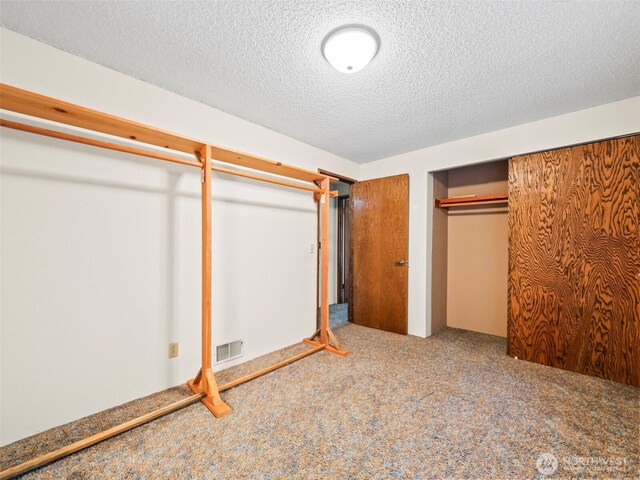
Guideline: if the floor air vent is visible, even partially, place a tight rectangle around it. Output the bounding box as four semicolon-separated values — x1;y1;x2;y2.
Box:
216;340;243;363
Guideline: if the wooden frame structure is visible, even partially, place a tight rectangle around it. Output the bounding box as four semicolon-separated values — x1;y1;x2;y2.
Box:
0;83;347;479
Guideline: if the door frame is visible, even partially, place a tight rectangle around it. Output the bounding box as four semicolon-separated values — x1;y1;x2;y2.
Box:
336;194;350;304
315;169;356;326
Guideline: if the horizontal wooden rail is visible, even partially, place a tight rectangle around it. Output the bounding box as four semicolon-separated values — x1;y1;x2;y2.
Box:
435;193;508;208
0;83;203;154
0;119;333;193
211;146;327;184
0;393;205;480
219;344;325;391
212;164;323;193
0;119;202;168
0;343;327;478
1;83;328;183
0;120;327;195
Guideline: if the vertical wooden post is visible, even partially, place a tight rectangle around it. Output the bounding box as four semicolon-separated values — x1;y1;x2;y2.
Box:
304;178;349;357
320;178;330;345
202;144;213;372
187;145;231;417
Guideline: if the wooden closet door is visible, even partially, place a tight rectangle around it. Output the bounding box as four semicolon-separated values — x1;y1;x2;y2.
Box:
508;135;640;386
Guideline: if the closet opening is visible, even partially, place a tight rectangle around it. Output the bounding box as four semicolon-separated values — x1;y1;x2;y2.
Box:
318;169;356;330
431;159;509;338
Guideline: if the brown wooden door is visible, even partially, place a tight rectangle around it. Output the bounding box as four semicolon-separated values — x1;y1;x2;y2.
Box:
350;174;409;334
508;135;640;386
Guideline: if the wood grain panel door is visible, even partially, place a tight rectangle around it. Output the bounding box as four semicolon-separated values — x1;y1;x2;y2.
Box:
508;135;640;386
350;174;409;334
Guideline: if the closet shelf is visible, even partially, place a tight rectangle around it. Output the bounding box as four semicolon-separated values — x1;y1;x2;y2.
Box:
435;193;508;208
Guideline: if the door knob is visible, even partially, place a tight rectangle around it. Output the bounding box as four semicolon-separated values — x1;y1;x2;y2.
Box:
395;259;406;266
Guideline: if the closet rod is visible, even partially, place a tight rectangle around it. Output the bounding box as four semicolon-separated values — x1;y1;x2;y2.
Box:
1;119;324;194
0;119;202;168
0;83;327;184
435;193;508;208
211;164;323;194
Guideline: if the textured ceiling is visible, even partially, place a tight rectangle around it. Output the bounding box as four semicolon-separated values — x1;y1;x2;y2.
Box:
1;1;639;163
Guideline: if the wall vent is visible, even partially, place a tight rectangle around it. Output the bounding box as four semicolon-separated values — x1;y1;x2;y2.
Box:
216;340;243;364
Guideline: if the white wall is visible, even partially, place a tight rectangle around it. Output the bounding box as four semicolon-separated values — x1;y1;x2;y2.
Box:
360;97;640;338
0;29;359;445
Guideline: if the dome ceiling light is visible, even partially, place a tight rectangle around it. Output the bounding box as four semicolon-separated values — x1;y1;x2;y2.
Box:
322;25;379;73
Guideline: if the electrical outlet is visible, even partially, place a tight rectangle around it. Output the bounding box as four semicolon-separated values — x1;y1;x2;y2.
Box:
310;243;315;254
168;342;179;358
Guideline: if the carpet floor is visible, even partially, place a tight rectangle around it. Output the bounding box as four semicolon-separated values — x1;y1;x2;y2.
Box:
2;325;638;479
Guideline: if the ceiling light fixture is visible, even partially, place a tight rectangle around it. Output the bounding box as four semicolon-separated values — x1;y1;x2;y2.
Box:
322;25;379;73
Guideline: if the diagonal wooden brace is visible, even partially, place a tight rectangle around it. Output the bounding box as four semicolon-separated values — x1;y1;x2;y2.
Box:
187;368;231;417
304;326;348;357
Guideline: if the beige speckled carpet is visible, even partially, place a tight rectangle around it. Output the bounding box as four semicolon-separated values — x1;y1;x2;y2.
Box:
2;325;638;479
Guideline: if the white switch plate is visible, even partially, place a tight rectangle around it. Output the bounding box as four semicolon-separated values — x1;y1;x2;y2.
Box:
309;243;315;254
